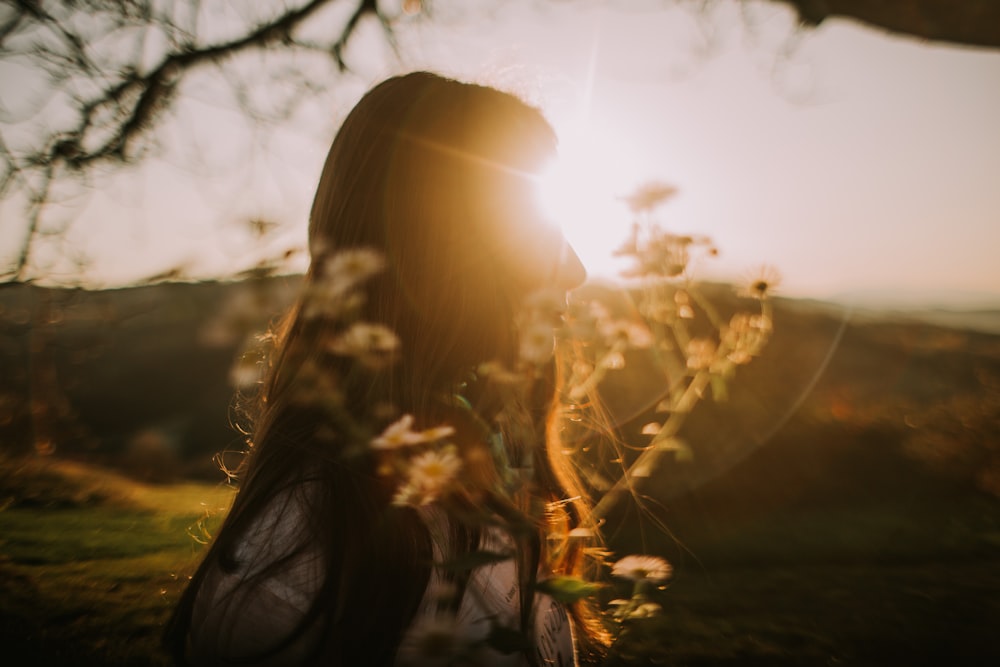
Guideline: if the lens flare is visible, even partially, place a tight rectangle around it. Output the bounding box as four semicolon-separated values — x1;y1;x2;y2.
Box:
536;119;650;280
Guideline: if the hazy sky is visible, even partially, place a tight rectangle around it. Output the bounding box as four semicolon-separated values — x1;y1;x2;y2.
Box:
3;1;998;306
410;1;1000;306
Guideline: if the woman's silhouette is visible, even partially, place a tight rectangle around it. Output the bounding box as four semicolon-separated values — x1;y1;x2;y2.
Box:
165;71;605;666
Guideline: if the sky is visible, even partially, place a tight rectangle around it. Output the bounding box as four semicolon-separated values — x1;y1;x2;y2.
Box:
3;0;999;307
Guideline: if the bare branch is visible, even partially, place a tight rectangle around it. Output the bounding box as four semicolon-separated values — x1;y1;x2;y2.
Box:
2;0;997;285
0;0;403;284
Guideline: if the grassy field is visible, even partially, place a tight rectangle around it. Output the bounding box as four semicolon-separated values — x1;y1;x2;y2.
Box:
2;454;997;666
0;458;234;666
2;281;999;664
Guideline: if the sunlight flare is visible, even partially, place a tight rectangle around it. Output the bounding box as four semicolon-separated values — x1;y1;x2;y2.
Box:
537;116;651;280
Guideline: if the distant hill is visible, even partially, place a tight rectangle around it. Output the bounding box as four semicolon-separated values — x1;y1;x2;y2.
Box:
0;278;301;478
2;277;998;509
860;306;1000;335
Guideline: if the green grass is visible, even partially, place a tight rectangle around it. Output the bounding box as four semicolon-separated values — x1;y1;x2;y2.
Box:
1;457;998;666
0;458;233;666
602;558;1000;666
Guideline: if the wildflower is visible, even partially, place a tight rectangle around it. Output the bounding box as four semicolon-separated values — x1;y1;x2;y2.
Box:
620;181;678;215
371;414;455;450
737;265;782;301
327;322;400;368
685;338;716;370
391;482;419;507
421;424;457;442
750;313;773;333
726;348;753;365
723;312;772;365
372;414;424;449
409;447;462;490
402;0;423;17
611;555;673;583
624;322;654;348
639;296;676;324
520;322;555;365
674;290;694;319
309;237;330;258
620;230;691;279
627;602;663;618
595;314;653;350
599;350;626;370
322;247;385;286
301;281;363;320
640;422;661;436
393;447;463;506
612;223;639;256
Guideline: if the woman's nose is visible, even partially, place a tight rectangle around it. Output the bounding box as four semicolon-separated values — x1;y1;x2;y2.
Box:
553;239;587;290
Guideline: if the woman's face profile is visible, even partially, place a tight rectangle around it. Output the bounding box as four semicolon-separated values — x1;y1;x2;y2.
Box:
484;161;587;295
535;222;587;292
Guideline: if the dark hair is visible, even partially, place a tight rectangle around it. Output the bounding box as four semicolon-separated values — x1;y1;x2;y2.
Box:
165;72;606;665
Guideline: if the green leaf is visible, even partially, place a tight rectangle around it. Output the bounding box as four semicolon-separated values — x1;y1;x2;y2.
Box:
535;575;605;603
437;549;514;573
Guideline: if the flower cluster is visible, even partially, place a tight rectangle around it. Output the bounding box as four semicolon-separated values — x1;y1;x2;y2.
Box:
604;554;673;622
561;299;654;402
300;246;384;320
558;182;777;505
371;414;462;507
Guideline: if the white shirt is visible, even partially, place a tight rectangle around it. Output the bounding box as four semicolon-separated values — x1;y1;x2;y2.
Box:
188;492;576;666
403;505;576;666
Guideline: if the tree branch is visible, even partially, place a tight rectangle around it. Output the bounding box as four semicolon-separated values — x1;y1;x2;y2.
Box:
0;0;396;284
777;0;1000;49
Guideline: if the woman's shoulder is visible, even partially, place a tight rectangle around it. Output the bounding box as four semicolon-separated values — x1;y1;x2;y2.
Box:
230;480;319;569
185;481;325;664
403;505;576;666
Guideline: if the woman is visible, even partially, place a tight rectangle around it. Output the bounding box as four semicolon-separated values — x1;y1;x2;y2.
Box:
165;71;607;666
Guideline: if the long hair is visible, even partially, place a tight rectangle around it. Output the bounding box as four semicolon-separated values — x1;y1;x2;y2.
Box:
165;72;606;665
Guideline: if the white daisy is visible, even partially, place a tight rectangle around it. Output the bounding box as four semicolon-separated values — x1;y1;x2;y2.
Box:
392;447;462;507
327;322;400;368
407;447;462;502
323;247;385;286
611;555;673;583
737;265;782;301
371;414;456;450
371;414;424;450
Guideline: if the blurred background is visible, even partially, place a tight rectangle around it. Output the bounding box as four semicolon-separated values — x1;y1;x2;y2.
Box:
1;1;998;664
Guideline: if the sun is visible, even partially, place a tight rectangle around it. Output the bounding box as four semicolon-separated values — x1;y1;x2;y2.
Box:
536;116;651;280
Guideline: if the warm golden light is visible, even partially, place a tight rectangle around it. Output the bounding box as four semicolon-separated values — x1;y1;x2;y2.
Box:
537;117;650;279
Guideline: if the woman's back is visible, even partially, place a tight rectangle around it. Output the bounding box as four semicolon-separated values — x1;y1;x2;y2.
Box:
185;485;575;665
